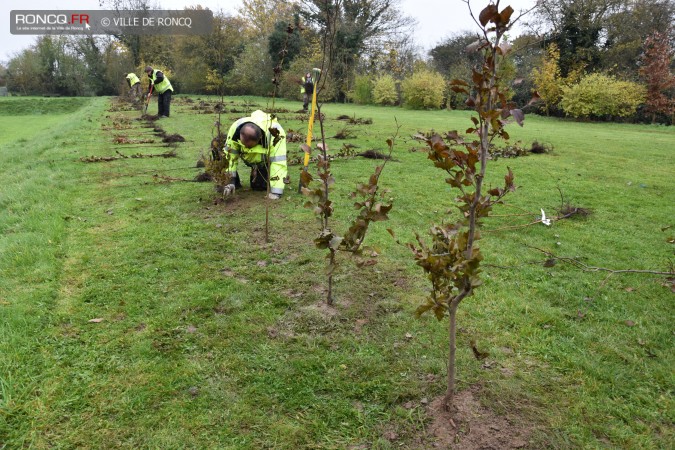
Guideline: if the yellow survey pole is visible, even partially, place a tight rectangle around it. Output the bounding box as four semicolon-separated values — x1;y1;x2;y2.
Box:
298;68;321;193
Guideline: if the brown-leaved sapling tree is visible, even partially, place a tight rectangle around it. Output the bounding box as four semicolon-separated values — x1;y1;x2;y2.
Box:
406;0;531;411
300;0;394;305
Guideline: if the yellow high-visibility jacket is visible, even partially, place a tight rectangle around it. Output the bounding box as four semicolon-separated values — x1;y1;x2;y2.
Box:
148;69;173;94
225;110;287;195
126;73;140;87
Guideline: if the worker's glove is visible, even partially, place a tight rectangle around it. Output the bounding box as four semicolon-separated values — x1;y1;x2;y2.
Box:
222;184;236;196
267;193;280;200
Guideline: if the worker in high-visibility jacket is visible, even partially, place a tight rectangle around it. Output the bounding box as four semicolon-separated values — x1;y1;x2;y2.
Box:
300;71;314;111
221;110;287;200
144;66;174;118
125;73;141;102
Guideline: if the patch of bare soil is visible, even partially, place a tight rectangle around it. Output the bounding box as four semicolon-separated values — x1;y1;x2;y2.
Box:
425;385;532;449
302;300;339;318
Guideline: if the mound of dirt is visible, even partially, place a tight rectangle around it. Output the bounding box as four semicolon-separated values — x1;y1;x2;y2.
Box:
530;141;553;154
162;134;186;143
426;385;532;449
194;172;212;182
356;150;394;160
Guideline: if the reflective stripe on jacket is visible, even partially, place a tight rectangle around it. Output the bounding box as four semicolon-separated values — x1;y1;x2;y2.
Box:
225;110;287;195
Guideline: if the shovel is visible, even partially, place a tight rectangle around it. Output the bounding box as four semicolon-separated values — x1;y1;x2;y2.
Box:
142;84;154;117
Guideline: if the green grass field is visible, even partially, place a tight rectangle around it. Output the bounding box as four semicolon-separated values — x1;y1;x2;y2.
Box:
1;95;673;449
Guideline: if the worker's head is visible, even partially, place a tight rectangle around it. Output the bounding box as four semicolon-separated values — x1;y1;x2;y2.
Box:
239;123;262;149
144;66;153;75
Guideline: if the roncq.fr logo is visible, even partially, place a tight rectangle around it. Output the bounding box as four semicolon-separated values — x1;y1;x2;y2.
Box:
14;13;90;25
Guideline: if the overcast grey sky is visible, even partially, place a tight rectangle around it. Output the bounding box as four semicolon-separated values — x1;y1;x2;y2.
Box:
1;0;537;63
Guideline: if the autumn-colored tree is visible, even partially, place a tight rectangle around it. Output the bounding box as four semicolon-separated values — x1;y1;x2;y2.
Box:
639;30;675;124
175;12;249;94
238;0;296;38
600;0;675;77
531;43;563;116
204;68;224;94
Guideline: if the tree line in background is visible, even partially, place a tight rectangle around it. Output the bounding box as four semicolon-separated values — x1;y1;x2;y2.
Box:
0;0;673;123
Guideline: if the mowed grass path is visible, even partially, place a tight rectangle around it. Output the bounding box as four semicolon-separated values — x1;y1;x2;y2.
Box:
0;96;673;449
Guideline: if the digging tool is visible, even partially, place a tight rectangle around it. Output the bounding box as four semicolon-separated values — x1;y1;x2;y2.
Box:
298;67;322;194
142;84;154;117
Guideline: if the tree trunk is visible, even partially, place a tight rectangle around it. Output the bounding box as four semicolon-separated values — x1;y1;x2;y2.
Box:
327;249;335;306
443;302;458;411
265;201;269;244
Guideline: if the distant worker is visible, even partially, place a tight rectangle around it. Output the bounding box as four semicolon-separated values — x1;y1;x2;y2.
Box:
125;73;142;102
144;65;173;118
300;71;315;111
221;110;287;200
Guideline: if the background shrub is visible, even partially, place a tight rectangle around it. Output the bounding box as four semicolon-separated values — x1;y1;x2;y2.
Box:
401;69;445;109
561;73;646;119
373;74;399;106
348;75;374;105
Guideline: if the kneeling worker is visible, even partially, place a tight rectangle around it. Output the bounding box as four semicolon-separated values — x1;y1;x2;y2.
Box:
222;110;287;200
